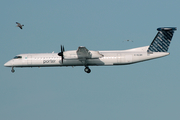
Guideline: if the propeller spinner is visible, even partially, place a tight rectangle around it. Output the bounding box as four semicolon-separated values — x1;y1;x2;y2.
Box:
58;45;65;63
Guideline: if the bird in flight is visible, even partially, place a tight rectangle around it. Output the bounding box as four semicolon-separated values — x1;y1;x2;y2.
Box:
123;40;133;42
16;22;24;29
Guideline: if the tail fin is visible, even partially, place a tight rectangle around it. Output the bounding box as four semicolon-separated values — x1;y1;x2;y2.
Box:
147;27;177;52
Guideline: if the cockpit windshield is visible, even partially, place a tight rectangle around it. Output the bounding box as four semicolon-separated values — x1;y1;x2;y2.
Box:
13;56;22;59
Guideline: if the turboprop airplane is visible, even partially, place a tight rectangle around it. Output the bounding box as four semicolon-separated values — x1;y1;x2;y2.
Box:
4;27;177;73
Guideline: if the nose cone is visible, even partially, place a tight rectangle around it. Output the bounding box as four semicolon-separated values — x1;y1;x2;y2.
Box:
4;61;12;67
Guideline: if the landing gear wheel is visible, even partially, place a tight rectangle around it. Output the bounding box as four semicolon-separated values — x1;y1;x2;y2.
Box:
11;67;15;73
84;67;91;73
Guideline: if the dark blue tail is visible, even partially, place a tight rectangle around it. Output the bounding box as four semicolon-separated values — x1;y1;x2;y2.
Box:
147;27;177;52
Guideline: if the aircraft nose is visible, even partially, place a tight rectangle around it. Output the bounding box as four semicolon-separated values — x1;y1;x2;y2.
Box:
4;61;12;67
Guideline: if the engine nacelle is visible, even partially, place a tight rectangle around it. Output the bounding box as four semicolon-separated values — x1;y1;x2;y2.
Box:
63;50;103;60
89;51;103;59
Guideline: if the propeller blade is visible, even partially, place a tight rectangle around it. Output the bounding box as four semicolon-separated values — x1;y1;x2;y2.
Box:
58;45;65;64
62;56;63;63
63;46;65;52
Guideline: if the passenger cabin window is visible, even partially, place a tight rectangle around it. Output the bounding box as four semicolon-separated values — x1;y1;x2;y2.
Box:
14;56;22;59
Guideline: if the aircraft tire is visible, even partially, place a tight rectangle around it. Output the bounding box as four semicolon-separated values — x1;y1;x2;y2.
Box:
84;67;91;73
11;69;15;73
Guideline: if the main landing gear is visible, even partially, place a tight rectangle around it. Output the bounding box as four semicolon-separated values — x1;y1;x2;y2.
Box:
11;67;15;73
84;66;91;73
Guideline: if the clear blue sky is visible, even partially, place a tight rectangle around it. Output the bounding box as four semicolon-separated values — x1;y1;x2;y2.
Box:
1;0;180;120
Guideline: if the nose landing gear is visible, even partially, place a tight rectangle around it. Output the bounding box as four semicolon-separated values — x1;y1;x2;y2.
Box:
11;67;15;73
84;66;91;73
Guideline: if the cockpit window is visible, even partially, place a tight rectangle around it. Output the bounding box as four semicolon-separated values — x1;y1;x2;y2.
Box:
14;56;22;59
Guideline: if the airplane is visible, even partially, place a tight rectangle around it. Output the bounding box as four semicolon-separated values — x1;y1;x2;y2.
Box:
4;27;177;73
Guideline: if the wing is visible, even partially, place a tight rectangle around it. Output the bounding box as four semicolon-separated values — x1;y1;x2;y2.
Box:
77;46;103;59
19;26;22;29
77;46;91;59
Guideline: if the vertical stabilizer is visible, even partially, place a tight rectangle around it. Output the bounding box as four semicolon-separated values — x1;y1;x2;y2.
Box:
147;27;177;52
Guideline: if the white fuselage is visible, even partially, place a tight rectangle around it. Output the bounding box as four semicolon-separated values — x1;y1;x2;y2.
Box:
4;46;169;68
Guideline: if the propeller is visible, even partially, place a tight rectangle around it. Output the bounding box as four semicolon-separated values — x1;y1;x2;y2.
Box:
58;45;65;63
